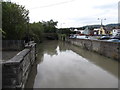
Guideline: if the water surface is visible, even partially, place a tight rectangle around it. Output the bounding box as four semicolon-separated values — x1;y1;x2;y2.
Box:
26;40;118;88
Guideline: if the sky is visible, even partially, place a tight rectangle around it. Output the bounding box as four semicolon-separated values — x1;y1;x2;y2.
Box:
9;0;119;28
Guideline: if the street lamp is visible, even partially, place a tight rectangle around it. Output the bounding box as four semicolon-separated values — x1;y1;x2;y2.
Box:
98;18;106;26
98;18;106;35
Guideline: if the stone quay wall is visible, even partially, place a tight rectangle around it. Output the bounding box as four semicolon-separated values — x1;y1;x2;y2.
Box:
66;38;120;61
2;42;37;89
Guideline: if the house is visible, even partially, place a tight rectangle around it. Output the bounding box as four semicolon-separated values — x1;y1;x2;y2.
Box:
83;27;94;35
98;27;106;35
79;30;84;34
112;29;120;36
93;26;106;35
73;29;78;32
83;27;96;36
73;29;85;35
93;28;99;35
83;27;90;35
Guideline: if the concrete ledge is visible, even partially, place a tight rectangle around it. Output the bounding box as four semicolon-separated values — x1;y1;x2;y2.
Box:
66;38;120;60
2;42;37;89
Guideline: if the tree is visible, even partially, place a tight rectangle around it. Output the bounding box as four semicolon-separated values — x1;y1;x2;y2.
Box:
29;22;44;42
0;28;6;38
2;1;29;40
42;19;58;33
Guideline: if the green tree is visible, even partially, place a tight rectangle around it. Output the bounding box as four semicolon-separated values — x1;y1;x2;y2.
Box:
29;22;44;42
2;1;29;40
42;19;58;33
0;28;6;38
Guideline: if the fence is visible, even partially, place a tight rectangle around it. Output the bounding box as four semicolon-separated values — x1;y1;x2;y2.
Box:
2;40;24;51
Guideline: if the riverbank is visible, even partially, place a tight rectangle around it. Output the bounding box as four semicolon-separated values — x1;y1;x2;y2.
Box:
66;38;120;61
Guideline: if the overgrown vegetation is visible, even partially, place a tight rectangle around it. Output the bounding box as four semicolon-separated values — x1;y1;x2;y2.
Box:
2;1;58;42
2;1;29;40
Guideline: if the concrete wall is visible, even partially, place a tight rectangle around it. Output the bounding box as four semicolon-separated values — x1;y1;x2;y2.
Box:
2;42;36;89
66;39;120;60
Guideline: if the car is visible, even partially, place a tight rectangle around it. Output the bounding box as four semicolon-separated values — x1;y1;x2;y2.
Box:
110;36;120;40
69;34;77;38
99;36;110;40
107;39;120;42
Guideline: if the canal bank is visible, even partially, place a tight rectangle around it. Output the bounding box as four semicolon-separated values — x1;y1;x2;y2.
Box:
25;40;118;88
66;38;120;61
2;41;37;89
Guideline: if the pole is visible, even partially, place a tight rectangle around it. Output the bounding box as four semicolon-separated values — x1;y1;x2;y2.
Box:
98;18;106;35
98;18;106;26
101;19;102;26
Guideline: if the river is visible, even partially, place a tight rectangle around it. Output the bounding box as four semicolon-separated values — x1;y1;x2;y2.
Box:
25;40;118;88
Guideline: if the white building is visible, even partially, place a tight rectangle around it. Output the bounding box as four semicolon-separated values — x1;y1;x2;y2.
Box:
112;29;120;36
83;27;90;35
79;30;84;34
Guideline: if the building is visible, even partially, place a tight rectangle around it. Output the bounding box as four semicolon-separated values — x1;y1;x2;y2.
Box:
112;29;120;36
98;27;106;35
93;28;99;35
83;27;90;35
79;30;84;34
93;27;106;35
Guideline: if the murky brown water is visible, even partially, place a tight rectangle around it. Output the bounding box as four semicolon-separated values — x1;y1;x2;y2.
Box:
25;40;118;88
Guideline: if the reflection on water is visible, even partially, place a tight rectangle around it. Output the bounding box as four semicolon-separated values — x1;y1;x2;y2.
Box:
25;40;118;88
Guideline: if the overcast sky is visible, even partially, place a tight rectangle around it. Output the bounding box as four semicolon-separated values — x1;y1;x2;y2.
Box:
10;0;119;28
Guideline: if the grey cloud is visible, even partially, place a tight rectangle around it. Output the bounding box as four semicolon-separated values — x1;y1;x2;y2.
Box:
93;3;117;10
68;16;117;26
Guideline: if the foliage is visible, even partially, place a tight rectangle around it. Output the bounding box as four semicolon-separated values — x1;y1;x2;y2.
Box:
2;1;29;40
0;28;6;38
29;20;58;42
42;19;58;33
2;1;58;41
57;28;73;36
29;22;44;42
